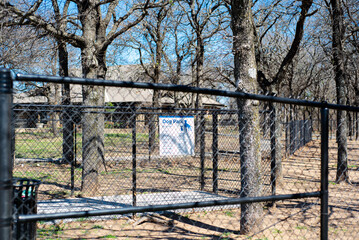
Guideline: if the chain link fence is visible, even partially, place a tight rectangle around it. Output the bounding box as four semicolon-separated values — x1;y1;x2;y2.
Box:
1;70;358;239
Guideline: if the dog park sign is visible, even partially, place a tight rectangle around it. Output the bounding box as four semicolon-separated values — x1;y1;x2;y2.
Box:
159;116;195;156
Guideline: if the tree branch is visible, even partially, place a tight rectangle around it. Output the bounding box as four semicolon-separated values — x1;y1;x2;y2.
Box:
1;1;84;48
102;0;150;50
272;0;314;85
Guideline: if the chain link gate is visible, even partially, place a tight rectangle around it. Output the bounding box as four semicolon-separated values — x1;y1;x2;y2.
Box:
1;68;359;239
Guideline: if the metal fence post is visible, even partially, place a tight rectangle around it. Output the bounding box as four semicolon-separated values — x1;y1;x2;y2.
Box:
11;99;15;170
132;110;137;209
300;120;305;148
356;112;359;140
285;116;289;157
62;83;75;195
0;68;13;240
212;111;218;194
200;112;205;191
269;102;276;199
320;106;329;240
289;121;294;154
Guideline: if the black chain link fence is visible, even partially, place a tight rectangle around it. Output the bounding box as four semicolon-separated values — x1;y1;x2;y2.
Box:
1;70;358;239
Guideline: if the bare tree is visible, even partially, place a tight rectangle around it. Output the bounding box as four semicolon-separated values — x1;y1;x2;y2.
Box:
343;0;359;139
0;20;67;136
1;0;152;195
220;0;314;190
48;0;75;174
255;0;315;94
329;0;349;183
180;0;226;107
230;0;263;234
0;26;52;72
165;8;193;108
134;5;171;155
179;0;227;148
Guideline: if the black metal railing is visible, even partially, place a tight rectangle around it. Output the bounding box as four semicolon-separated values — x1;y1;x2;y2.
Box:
2;68;359;239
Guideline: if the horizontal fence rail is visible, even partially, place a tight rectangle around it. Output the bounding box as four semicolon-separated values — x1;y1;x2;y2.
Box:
14;73;359;112
18;192;322;222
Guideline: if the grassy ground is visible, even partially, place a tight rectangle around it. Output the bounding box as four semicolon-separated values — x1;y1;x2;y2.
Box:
15;129;150;159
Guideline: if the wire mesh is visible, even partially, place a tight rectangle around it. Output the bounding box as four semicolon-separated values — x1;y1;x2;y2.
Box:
9;81;359;239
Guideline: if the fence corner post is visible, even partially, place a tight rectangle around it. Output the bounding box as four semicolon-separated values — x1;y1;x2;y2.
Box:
0;68;14;240
320;106;329;240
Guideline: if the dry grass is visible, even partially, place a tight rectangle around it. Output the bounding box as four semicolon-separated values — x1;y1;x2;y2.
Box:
13;139;359;239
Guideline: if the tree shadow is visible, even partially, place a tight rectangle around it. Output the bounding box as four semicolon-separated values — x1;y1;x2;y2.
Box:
162;211;241;235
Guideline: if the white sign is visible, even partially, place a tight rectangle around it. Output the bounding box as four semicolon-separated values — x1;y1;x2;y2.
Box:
159;116;195;156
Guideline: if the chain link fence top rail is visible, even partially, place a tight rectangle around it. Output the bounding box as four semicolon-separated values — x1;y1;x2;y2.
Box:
0;70;358;239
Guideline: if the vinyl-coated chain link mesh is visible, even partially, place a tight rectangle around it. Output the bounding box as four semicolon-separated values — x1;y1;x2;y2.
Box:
11;83;359;239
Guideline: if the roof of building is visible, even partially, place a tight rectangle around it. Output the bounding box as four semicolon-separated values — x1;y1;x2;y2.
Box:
14;65;225;108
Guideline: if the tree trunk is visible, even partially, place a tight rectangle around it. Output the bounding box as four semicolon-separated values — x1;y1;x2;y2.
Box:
81;67;105;195
330;0;349;183
173;59;182;110
58;40;74;169
148;29;163;156
231;0;263;234
48;49;61;137
48;83;61;137
194;39;204;148
149;90;159;156
80;5;105;195
270;101;282;190
191;53;196;109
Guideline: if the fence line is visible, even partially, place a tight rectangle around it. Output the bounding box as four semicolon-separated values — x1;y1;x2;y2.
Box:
2;68;359;239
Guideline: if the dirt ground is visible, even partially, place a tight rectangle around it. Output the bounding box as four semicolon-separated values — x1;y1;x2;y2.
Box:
15;139;359;239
